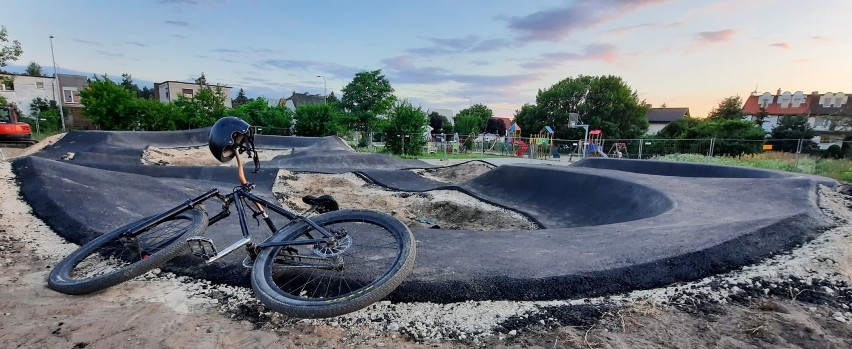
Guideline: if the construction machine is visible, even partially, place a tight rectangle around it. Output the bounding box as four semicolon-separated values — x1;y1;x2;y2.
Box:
0;103;36;148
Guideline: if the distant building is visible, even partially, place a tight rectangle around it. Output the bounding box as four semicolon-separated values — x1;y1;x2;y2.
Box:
646;107;690;135
0;73;90;129
742;90;851;148
153;80;233;108
278;92;325;111
57;74;93;129
0;74;61;118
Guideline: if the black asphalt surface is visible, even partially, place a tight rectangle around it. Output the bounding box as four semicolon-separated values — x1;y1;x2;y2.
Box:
11;129;838;302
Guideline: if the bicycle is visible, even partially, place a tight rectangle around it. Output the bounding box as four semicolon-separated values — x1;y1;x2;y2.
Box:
47;119;416;318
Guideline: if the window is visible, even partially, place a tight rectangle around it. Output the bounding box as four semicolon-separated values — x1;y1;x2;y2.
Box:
182;88;194;97
36;82;44;89
64;89;74;103
0;108;10;123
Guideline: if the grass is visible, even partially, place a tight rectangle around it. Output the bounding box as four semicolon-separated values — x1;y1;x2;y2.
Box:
654;153;852;182
32;130;64;142
352;144;509;160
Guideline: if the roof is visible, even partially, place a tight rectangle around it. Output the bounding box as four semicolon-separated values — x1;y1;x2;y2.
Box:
493;117;512;130
281;92;326;108
155;80;233;88
57;74;88;88
808;93;851;116
646;107;690;123
741;93;814;115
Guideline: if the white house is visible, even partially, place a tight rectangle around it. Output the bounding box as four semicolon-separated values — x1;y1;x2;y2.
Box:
0;74;62;118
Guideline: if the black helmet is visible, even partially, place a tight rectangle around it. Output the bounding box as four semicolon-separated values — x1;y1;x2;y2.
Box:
209;116;252;162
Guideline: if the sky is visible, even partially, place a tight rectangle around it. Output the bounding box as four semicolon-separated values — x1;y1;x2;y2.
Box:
3;0;851;118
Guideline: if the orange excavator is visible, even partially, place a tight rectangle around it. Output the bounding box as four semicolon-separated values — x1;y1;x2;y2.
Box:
0;103;36;148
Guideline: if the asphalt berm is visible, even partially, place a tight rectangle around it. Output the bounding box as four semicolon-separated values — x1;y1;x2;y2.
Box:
9;129;838;302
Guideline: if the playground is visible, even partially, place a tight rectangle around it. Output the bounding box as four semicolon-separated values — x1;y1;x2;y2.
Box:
1;129;851;347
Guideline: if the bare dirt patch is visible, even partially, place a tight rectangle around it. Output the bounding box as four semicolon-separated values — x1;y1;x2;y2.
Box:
0;132;66;160
414;161;495;183
142;146;292;166
272;170;537;230
4;155;852;348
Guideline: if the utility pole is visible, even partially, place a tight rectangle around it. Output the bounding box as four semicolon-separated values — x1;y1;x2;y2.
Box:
49;35;66;132
316;75;327;103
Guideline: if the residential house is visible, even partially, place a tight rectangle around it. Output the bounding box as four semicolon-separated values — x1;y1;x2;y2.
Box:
646;107;690;135
0;73;62;118
278;92;325;111
742;90;851;148
0;73;90;129
153;80;233;108
57;74;93;129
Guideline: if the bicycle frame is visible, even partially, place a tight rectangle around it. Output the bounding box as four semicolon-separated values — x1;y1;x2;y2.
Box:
130;152;339;264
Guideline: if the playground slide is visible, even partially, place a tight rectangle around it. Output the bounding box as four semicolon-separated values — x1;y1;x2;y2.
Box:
595;149;608;158
514;140;529;157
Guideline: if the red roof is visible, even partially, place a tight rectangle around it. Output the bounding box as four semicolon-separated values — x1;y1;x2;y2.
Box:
742;94;815;115
493;117;513;130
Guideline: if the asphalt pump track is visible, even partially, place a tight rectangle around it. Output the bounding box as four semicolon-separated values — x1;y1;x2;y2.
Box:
10;129;839;302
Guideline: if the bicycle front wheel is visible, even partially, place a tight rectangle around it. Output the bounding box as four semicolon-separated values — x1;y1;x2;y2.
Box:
252;210;416;318
48;207;208;295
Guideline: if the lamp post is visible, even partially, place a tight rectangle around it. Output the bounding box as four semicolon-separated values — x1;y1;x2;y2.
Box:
462;96;472;107
316;75;327;103
49;35;66;132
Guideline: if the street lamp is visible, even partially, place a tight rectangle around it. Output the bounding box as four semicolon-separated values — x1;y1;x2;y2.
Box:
462;96;472;107
49;35;66;132
316;75;327;103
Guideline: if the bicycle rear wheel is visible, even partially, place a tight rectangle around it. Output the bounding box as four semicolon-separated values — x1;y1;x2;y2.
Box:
251;210;416;318
48;207;208;295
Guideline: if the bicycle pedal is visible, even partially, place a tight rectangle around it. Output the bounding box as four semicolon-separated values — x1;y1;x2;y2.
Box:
186;236;217;259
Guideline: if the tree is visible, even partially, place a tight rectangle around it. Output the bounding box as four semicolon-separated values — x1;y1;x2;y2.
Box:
27;97;62;133
294;103;344;137
139;86;154;99
514;75;649;139
383;101;428;156
120;73;141;98
231;97;293;135
174;85;228;129
753;106;769;127
428;111;445;134
708;96;744;120
341;70;396;133
25;62;43;77
79;74;139;130
232;88;250;108
453;103;492;135
655;117;766;155
485;117;508;135
0;26;22;68
326;91;340;106
768;115;817;152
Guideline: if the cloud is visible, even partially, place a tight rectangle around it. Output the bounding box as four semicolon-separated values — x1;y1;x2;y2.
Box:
95;50;124;58
408;35;512;56
380;55;540;102
521;44;619;70
506;0;666;42
769;42;790;49
255;59;359;79
159;0;198;4
73;38;102;46
172;34;188;39
695;29;738;43
212;47;281;56
469;60;492;66
164;20;190;27
602;21;682;36
124;41;148;47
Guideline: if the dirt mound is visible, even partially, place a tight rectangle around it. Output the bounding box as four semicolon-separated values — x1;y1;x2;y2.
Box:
415;161;495;183
142;146;293;166
272;170;537;231
1;133;66;159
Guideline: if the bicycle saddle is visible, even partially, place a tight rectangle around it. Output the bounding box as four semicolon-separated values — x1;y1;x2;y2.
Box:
302;195;339;213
